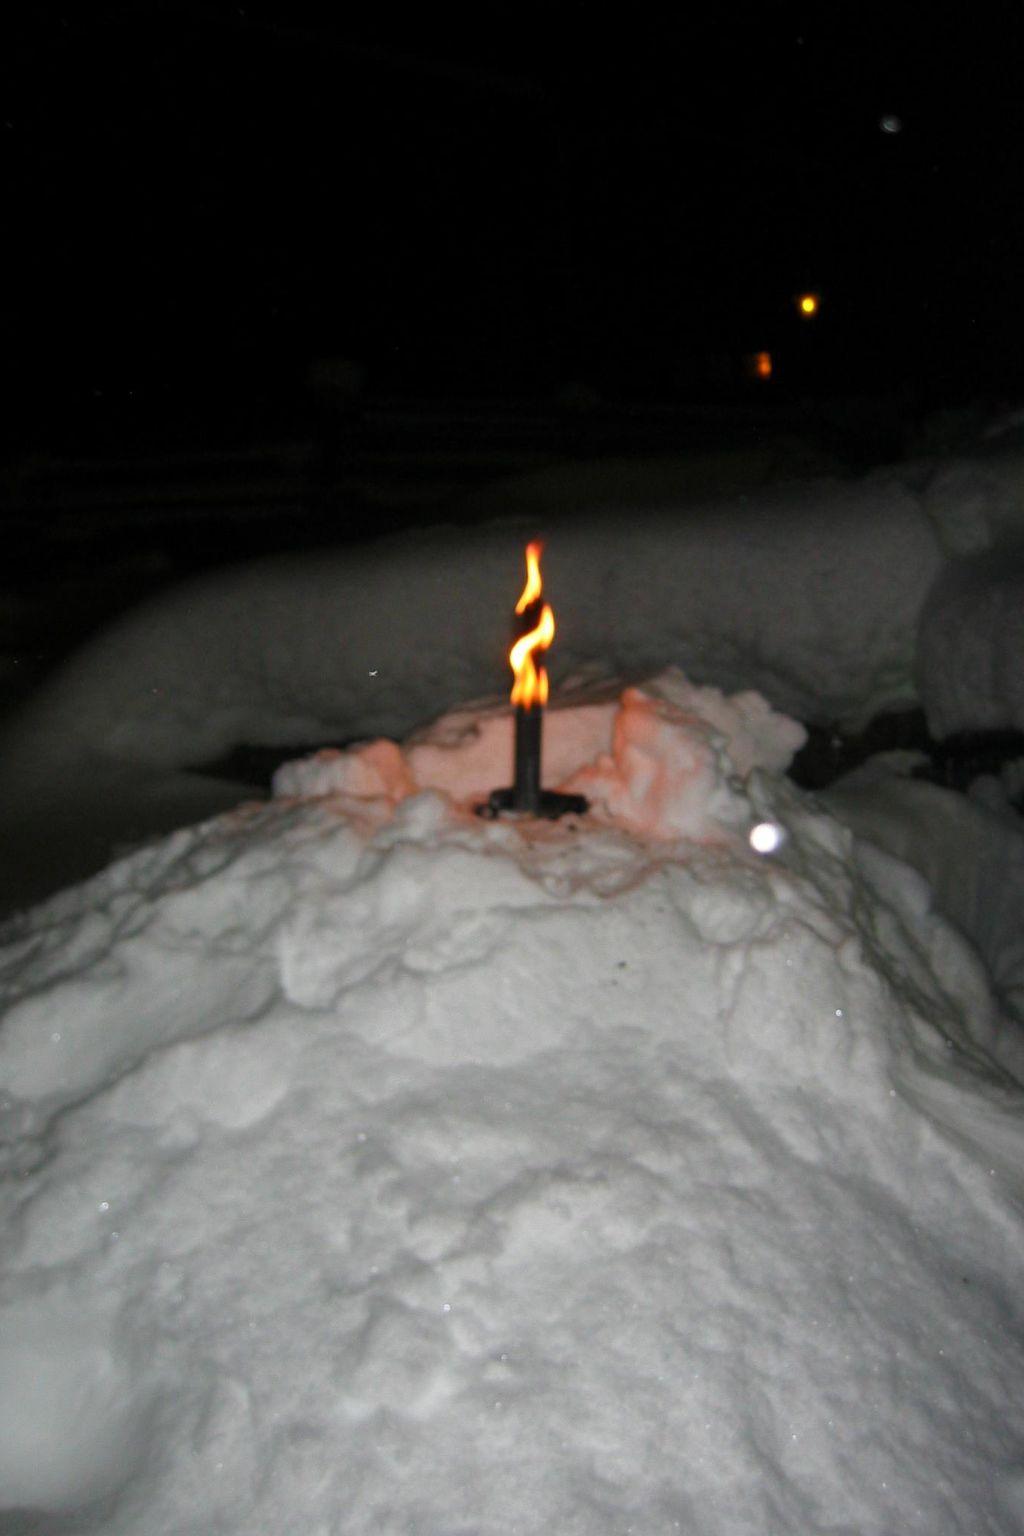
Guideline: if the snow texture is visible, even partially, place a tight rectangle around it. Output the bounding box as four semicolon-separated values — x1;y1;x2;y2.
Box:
917;549;1024;736
913;445;1024;734
6;440;1024;919
0;470;944;915
1;676;1023;1534
825;762;1024;1031
4;476;943;774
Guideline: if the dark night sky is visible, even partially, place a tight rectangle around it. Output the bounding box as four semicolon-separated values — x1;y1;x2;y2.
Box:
4;2;1024;437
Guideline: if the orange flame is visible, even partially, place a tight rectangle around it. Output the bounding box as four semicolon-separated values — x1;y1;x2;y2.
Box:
516;540;544;614
510;541;554;709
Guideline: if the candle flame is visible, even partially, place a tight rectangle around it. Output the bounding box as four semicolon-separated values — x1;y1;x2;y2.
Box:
515;540;544;613
511;605;554;707
510;541;553;709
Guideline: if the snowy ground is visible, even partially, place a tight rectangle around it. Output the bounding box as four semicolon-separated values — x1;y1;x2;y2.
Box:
2;428;1024;1531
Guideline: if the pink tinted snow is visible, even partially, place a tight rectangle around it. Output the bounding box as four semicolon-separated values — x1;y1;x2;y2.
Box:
272;669;806;843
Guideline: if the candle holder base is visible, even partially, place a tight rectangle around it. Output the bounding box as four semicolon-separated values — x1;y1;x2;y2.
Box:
476;788;589;821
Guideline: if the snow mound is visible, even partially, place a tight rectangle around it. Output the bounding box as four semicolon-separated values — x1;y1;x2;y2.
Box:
917;549;1024;735
272;668;807;842
1;678;1023;1534
922;448;1024;556
826;763;1024;1033
0;1302;152;1514
0;478;942;915
0;483;939;776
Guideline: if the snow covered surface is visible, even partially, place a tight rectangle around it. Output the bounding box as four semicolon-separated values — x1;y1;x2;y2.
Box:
0;468;944;915
917;549;1024;736
3;440;1024;1529
273;669;806;843
0;475;940;781
824;761;1024;1025
2;673;1024;1533
5;441;1024;919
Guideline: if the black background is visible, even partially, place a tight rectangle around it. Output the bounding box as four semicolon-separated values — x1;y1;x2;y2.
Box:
5;1;1024;447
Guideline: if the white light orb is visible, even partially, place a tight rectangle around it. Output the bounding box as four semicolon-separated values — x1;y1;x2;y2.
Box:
749;821;785;855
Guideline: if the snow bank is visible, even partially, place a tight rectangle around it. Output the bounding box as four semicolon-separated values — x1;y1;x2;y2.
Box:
912;445;1024;734
9;434;1024;920
0;472;943;914
2;677;1022;1534
917;549;1024;735
0;479;939;780
826;761;1024;1033
921;447;1024;556
273;668;806;843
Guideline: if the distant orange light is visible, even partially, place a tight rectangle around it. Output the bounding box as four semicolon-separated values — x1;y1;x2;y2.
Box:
753;350;772;379
510;541;553;709
797;292;820;317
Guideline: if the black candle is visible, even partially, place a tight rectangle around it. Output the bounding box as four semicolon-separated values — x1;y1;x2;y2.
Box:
479;542;588;822
512;702;542;811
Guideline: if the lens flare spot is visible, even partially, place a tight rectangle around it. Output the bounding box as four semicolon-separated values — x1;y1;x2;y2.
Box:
749;821;785;855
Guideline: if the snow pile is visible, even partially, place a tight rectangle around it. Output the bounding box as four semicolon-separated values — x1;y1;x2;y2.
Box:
825;761;1024;1029
0;475;943;915
0;478;938;780
2;676;1023;1534
917;549;1024;736
273;668;807;842
914;446;1024;735
10;437;1024;918
921;447;1024;556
